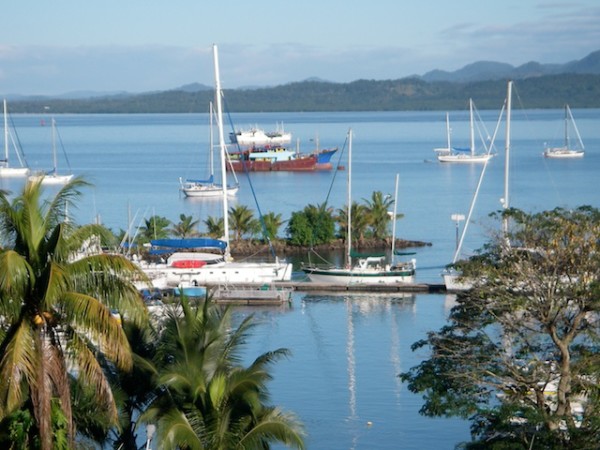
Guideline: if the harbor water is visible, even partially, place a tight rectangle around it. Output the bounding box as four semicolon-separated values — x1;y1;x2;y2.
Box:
3;107;599;448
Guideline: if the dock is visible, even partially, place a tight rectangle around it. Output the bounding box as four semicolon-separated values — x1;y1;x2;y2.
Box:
206;281;447;295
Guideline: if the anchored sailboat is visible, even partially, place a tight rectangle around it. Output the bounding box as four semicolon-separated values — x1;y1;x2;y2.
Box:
180;102;239;197
302;129;416;284
0;99;30;177
138;44;293;288
438;99;495;163
543;104;585;158
29;118;74;185
443;81;512;291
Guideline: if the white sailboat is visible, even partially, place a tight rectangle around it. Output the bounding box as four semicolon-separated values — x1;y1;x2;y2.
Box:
302;129;416;284
438;99;495;163
433;112;452;156
29;118;74;185
180;102;239;197
543;104;585;158
138;44;293;288
0;99;30;177
443;81;513;291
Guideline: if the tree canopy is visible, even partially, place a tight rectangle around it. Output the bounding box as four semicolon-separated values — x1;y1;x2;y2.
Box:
401;206;600;449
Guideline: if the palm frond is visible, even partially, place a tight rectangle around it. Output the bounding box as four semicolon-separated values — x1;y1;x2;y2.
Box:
0;321;37;417
238;407;306;450
0;250;34;305
62;292;133;371
67;331;120;424
156;409;204;450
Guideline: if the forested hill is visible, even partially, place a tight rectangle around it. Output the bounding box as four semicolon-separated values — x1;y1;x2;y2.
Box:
10;73;600;114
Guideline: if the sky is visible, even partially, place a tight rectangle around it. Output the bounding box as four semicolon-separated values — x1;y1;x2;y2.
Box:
1;0;599;96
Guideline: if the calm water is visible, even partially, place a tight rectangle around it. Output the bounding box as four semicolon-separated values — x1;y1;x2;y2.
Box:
4;109;600;448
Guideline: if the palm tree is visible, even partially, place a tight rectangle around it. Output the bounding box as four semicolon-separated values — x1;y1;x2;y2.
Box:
204;215;224;239
228;205;259;242
170;213;200;238
364;190;397;240
143;298;305;450
0;178;149;450
337;202;370;244
138;215;171;243
262;211;284;241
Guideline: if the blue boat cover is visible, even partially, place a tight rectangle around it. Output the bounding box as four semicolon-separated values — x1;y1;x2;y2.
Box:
185;175;214;184
451;147;471;153
150;238;227;251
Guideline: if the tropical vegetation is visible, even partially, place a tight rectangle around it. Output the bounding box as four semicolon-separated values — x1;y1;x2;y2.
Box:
0;178;149;449
0;179;306;449
8;73;600;113
400;206;600;449
142;297;305;450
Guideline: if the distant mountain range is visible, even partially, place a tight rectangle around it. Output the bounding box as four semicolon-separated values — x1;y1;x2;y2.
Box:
6;50;600;113
419;50;600;83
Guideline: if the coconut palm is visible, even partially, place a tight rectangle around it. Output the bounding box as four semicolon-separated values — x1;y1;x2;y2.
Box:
138;215;171;243
0;178;149;450
262;211;284;241
143;298;305;450
229;205;259;242
204;215;224;239
337;202;370;244
364;190;399;240
170;213;200;238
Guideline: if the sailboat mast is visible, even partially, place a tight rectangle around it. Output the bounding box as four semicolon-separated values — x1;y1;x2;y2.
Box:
346;128;352;268
445;112;451;149
567;105;585;150
52;118;58;174
212;44;230;254
502;80;512;236
209;102;214;179
3;99;8;163
391;173;399;259
564;104;569;148
469;99;475;157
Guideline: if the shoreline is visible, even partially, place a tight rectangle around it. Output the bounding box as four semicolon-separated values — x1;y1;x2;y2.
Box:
228;237;432;257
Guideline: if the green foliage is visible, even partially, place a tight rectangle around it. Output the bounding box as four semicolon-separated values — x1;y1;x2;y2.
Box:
143;297;306;450
138;215;171;243
203;215;224;239
169;213;200;238
262;211;284;241
400;206;600;449
8;74;600;113
0;178;149;450
229;204;259;241
287;203;335;246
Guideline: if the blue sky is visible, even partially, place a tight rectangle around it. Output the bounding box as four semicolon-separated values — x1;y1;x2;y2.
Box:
1;0;599;95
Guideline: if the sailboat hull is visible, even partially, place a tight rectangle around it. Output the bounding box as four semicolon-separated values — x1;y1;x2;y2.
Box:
181;183;239;198
543;148;584;158
0;167;30;177
29;173;74;185
303;266;415;285
438;153;494;163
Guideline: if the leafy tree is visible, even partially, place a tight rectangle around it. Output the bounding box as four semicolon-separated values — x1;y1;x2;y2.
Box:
143;298;306;450
286;211;313;246
204;215;224;239
229;204;259;242
287;203;335;246
138;215;171;243
0;179;148;450
170;213;200;238
400;206;600;449
262;211;284;241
